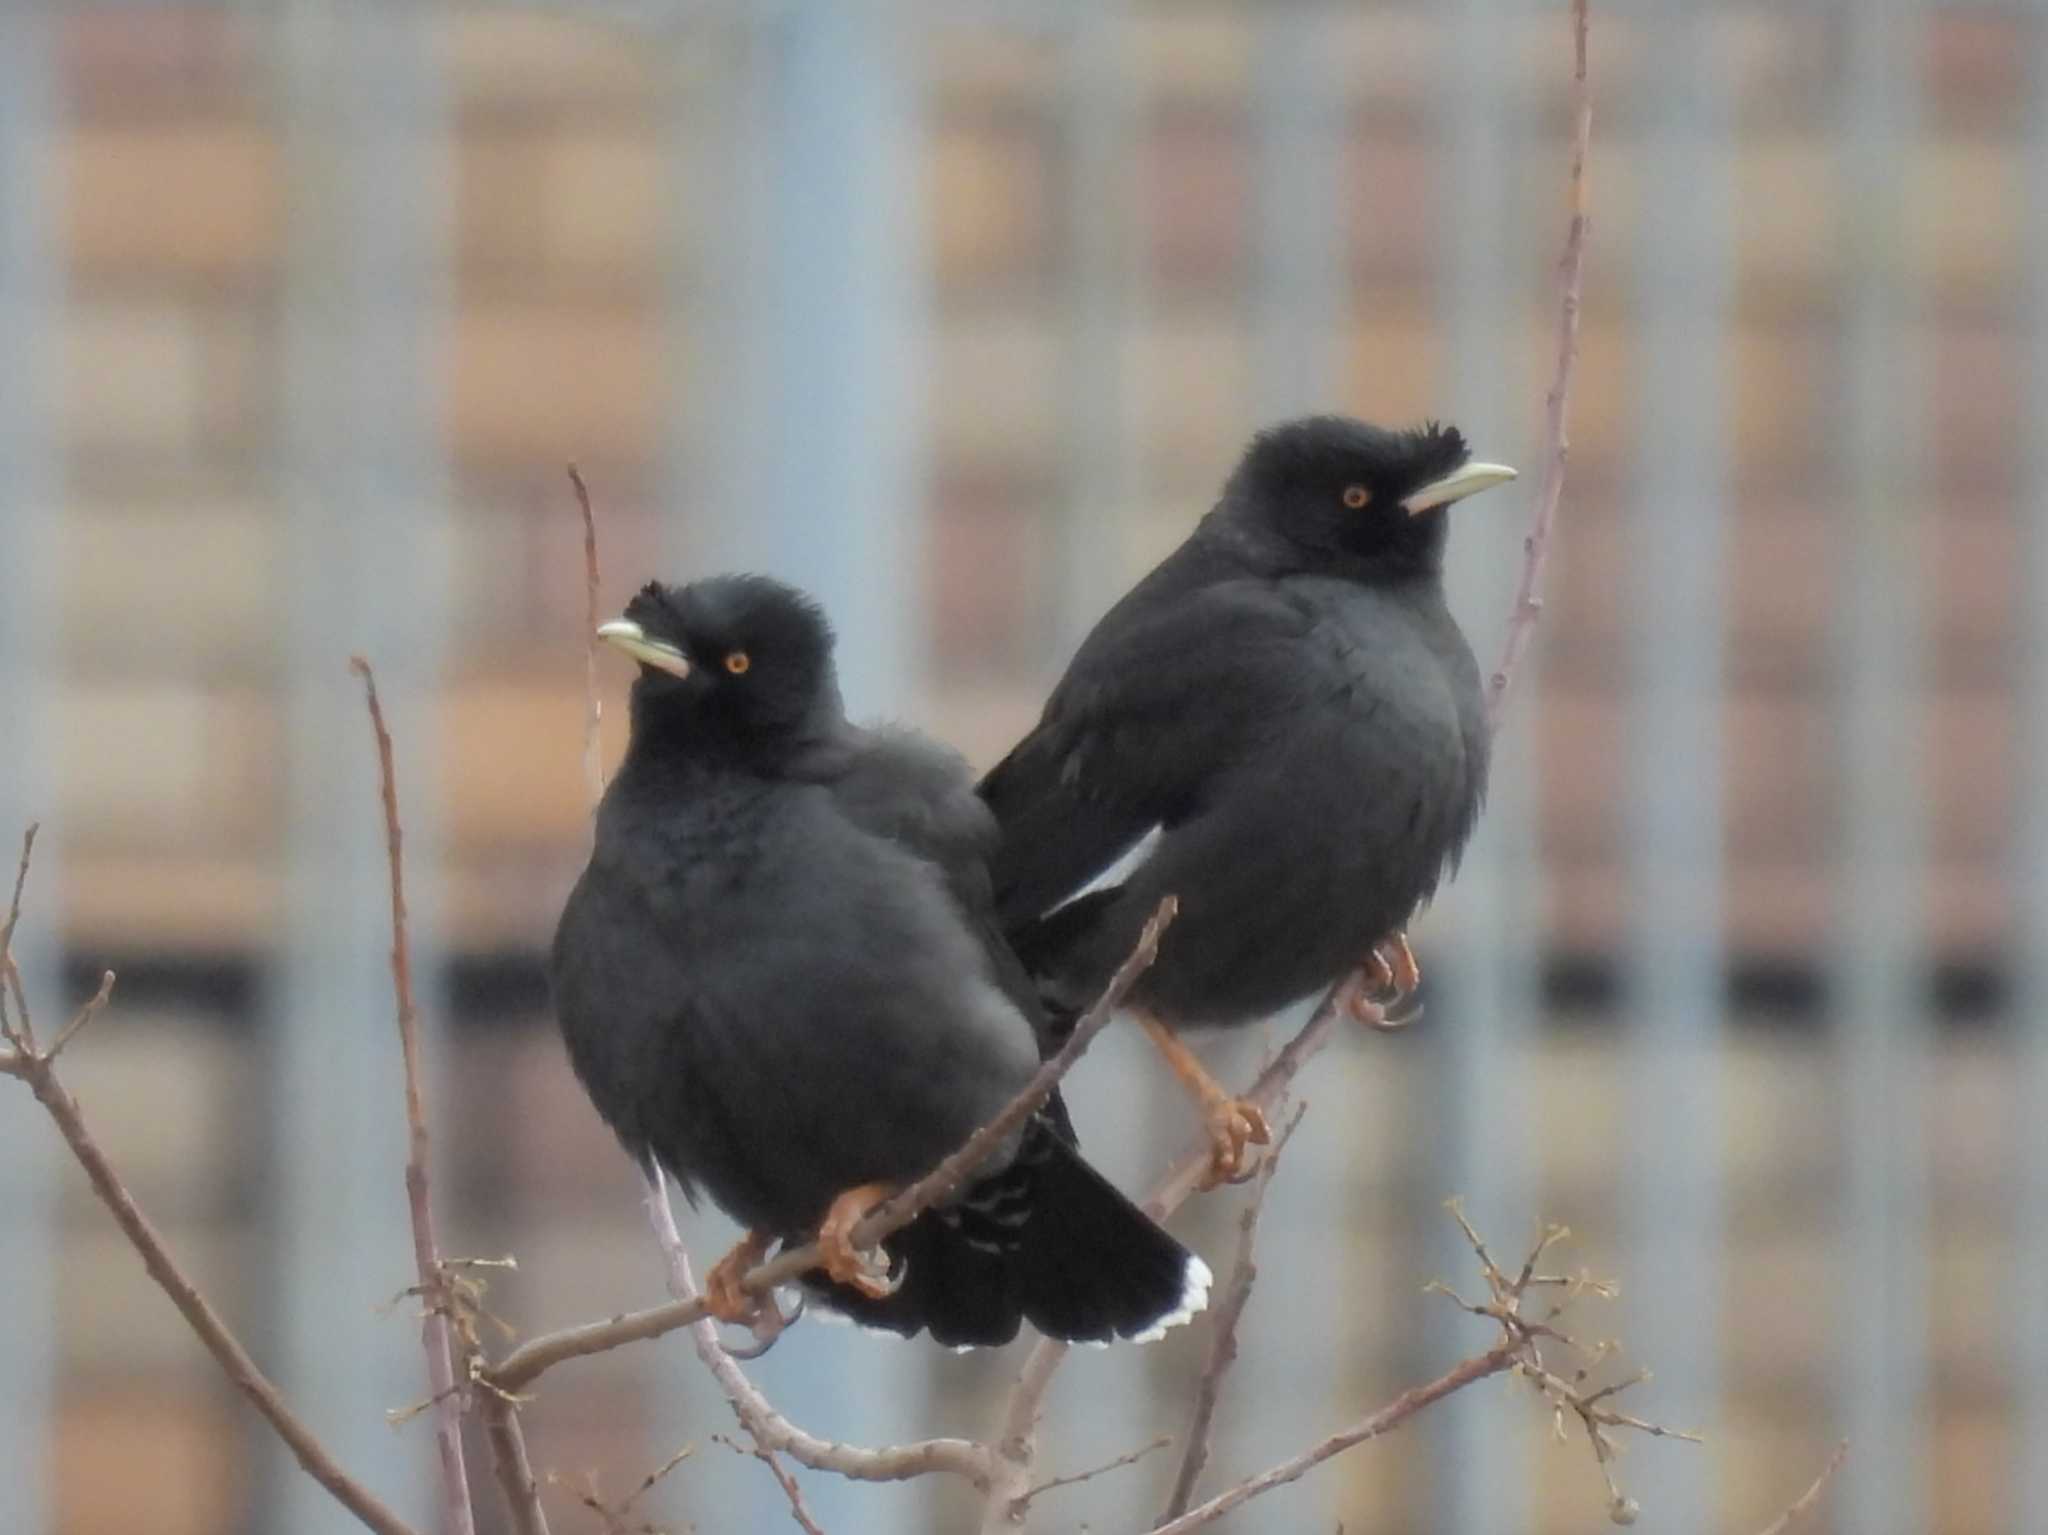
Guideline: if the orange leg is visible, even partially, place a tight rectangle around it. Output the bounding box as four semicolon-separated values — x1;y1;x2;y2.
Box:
1135;1011;1272;1190
704;1229;774;1324
816;1181;898;1299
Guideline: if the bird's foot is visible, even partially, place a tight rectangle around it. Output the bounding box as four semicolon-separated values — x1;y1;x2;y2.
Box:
816;1181;899;1299
704;1229;775;1325
1379;932;1421;998
1348;933;1423;1030
1196;1094;1273;1191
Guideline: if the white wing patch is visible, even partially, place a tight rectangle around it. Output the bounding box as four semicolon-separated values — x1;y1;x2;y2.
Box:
1037;822;1163;921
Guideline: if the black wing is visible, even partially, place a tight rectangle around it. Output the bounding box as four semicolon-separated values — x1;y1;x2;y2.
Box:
798;724;1070;1073
978;578;1319;931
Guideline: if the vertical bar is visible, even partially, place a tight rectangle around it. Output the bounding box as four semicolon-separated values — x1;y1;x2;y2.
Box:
683;1;923;719
1832;6;1929;1534
2012;12;2048;1525
1248;7;1344;416
1623;4;1730;1530
1220;10;1354;1519
0;13;61;1535
1015;16;1164;1526
658;17;787;1530
271;2;451;1529
1429;3;1537;1532
666;4;929;1529
1053;1;1139;656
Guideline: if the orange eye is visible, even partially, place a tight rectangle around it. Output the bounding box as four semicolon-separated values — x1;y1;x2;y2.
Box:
1342;485;1370;510
724;651;751;676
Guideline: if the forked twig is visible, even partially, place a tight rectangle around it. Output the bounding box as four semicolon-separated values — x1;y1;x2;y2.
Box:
352;657;477;1535
1026;1436;1171;1501
1162;1103;1307;1521
1752;1442;1849;1535
1487;0;1593;728
0;827;423;1535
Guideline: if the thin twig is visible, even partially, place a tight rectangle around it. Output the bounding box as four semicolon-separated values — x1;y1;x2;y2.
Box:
1162;1103;1307;1521
1026;1435;1171;1501
1751;1443;1849;1535
1;821;34;957
548;1446;693;1535
716;1435;830;1535
352;658;477;1535
44;969;115;1063
1148;1346;1521;1535
568;464;606;807
1;823;41;1055
981;987;1346;1532
1486;0;1593;729
0;852;422;1535
485;896;1175;1397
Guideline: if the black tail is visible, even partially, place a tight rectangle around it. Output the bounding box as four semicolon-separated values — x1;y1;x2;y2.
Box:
805;1119;1209;1349
1004;1127;1211;1343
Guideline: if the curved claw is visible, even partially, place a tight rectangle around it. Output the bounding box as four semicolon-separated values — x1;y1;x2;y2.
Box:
1350;933;1422;1025
726;1293;805;1359
1196;1096;1273;1191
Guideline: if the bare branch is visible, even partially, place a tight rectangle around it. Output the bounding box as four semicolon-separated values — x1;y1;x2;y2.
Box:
977;1330;1070;1534
1162;1103;1306;1521
1752;1443;1849;1535
981;986;1347;1532
0;823;40;1056
647;1145;988;1496
1149;1346;1520;1535
0;821;34;957
44;968;115;1063
0;908;421;1535
485;896;1175;1396
352;657;477;1535
568;463;607;807
715;1435;829;1535
547;1445;692;1535
673;1241;989;1486
1486;0;1593;728
482;1394;553;1535
1026;1435;1170;1502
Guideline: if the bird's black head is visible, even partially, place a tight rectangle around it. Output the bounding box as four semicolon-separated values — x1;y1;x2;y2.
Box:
1216;415;1516;580
600;574;841;759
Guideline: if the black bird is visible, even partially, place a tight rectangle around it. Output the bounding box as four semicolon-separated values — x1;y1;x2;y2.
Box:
980;415;1515;1186
550;574;1210;1347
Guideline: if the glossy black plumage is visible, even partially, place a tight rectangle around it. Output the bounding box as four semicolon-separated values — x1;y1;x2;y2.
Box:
549;575;1208;1347
982;415;1502;1030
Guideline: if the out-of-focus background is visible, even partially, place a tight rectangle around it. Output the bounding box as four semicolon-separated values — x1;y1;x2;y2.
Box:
0;3;2039;1533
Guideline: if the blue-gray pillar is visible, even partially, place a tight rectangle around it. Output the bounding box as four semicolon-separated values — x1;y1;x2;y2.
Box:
664;4;929;1529
1429;2;1538;1531
0;13;62;1534
1222;11;1355;1526
1053;1;1140;657
680;1;922;718
1623;4;1730;1529
1832;7;1930;1534
2013;11;2048;1526
272;3;452;1529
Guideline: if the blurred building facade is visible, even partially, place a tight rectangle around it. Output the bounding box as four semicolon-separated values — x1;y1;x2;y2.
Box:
2;4;2043;1534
